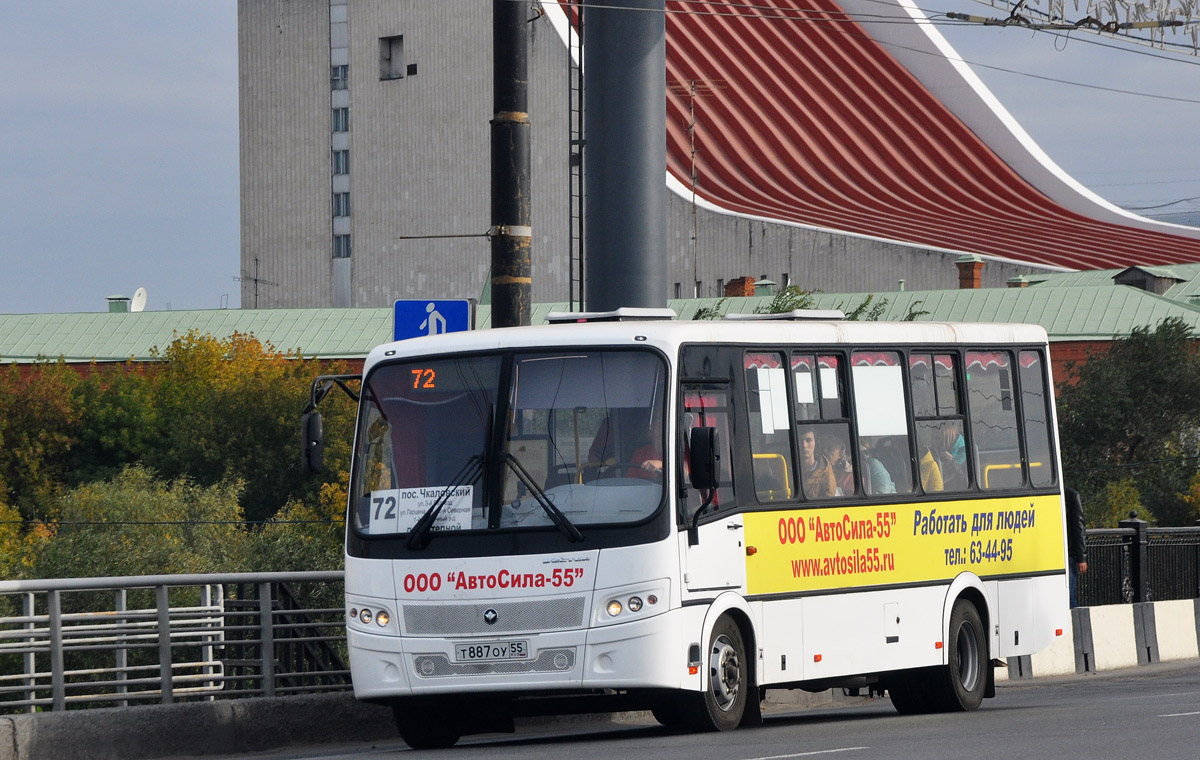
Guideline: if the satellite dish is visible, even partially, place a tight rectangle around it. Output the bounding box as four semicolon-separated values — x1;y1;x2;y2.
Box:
130;287;148;313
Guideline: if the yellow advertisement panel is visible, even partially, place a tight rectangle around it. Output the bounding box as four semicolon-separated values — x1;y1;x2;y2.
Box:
743;495;1066;596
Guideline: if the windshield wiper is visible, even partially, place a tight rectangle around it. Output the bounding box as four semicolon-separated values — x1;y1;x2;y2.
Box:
405;455;484;550
502;453;585;542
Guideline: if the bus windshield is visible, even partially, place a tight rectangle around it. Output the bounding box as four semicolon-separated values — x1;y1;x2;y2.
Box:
351;349;668;538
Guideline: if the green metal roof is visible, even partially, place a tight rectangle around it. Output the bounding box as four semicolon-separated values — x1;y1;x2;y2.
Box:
0;308;393;363
1027;263;1200;302
4;286;1200;365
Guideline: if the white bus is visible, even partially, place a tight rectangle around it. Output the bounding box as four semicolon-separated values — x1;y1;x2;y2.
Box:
335;309;1069;748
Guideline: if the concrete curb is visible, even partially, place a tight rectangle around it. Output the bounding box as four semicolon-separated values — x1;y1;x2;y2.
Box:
998;598;1200;682
0;692;396;760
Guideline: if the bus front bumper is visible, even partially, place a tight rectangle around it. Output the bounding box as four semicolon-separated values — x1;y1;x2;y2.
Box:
348;608;691;701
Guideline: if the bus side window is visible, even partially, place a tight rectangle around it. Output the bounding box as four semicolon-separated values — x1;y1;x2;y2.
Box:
851;352;914;494
746;352;794;502
910;353;968;493
967;351;1023;489
1019;349;1056;488
681;388;735;517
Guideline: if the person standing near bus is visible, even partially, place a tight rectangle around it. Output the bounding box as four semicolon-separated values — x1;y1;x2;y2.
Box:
1065;487;1088;607
799;428;836;498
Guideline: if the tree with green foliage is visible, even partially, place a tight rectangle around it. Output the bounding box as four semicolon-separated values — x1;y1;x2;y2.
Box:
0;330;358;578
1057;318;1200;526
22;465;251;579
0;360;82;519
66;362;158;486
754;286;817;314
50;330;357;525
248;481;347;573
138;331;346;523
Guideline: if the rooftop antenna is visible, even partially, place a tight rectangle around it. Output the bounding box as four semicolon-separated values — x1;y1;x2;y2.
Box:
234;257;279;309
130;287;148;313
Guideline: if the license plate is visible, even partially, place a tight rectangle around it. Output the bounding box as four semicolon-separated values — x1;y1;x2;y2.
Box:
454;640;529;662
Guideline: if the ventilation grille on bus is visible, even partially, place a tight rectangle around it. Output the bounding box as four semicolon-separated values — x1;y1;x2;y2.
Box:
411;648;577;678
402;597;587;635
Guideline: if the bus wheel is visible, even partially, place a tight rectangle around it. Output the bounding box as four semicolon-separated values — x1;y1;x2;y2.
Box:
934;599;987;711
687;616;748;731
392;703;461;750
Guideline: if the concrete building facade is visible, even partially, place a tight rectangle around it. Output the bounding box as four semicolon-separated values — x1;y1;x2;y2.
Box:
236;1;1075;310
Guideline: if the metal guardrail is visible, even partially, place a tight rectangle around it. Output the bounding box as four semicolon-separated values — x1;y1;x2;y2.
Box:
0;572;348;714
1080;521;1200;606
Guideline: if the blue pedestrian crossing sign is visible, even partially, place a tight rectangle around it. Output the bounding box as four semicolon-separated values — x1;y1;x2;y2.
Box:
393;299;474;341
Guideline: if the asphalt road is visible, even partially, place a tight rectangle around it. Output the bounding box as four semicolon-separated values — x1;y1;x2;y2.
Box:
180;663;1200;760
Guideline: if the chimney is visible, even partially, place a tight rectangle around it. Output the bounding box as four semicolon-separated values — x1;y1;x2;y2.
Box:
724;277;756;297
955;254;984;289
1007;275;1029;288
106;295;131;313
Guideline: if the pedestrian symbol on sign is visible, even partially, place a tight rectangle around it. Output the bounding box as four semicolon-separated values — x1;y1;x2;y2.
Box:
419;303;447;336
393;299;473;341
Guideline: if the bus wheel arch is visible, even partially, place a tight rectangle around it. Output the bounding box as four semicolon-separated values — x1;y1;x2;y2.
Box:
693;614;751;730
679;600;761;731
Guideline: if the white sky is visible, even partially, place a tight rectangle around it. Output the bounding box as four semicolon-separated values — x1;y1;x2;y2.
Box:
0;0;1196;315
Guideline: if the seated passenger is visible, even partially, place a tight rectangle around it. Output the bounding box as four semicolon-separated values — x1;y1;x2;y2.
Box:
860;440;895;495
799;428;836;498
920;446;944;492
938;424;967;491
825;439;853;496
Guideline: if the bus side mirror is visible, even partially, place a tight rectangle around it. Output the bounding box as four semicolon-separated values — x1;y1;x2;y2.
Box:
302;411;325;474
688;427;719;491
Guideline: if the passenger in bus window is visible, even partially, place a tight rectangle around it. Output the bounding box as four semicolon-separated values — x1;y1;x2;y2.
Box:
938;423;967;490
799;428;836;498
860;439;895;495
919;442;944;492
825;438;853;496
874;436;912;493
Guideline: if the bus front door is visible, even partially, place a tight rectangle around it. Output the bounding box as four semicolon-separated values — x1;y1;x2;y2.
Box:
684;516;747;592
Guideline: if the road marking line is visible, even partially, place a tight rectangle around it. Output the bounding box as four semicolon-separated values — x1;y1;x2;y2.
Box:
745;748;869;760
1159;711;1200;717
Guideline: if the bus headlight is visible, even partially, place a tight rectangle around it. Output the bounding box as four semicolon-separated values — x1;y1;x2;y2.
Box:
349;604;393;631
593;580;670;627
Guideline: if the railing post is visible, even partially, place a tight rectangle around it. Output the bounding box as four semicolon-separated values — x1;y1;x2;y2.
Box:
48;589;65;711
259;581;275;697
201;584;216;699
115;588;128;707
156;584;174;704
1119;515;1150;604
23;592;38;712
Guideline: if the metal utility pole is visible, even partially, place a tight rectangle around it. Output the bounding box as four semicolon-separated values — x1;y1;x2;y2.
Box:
584;0;668;311
490;0;532;327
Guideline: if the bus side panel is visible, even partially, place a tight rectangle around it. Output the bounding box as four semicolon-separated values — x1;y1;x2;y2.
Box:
758;598;804;685
797;586;948;682
996;574;1069;658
